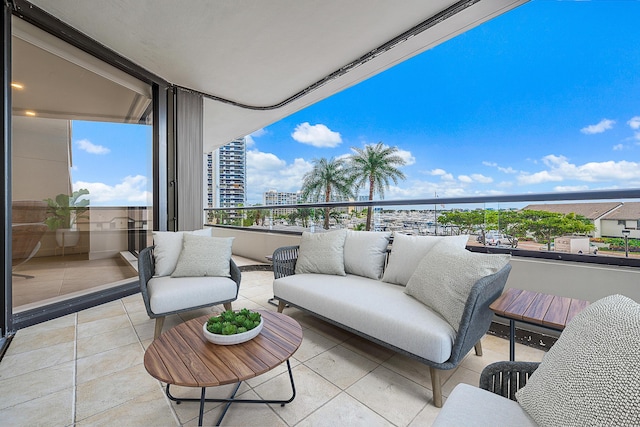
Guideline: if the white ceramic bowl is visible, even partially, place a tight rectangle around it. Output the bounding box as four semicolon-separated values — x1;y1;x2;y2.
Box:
202;317;263;345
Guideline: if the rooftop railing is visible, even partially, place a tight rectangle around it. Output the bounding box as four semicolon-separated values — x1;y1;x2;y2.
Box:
205;188;640;268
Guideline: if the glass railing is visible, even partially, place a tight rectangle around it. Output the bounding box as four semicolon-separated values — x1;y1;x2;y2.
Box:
205;189;640;266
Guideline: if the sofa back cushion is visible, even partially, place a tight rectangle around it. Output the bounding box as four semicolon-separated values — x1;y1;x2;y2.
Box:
343;230;391;279
405;242;510;331
295;229;347;276
515;294;640;427
382;233;469;286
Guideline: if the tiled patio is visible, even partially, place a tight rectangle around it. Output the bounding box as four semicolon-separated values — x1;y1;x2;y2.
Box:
0;265;545;426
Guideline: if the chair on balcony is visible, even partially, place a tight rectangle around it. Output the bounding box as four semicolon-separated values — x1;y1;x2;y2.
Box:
433;294;640;427
12;200;49;278
138;232;241;339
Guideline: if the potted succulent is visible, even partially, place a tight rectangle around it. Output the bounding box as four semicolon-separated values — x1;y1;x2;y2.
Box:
44;188;90;248
202;308;263;345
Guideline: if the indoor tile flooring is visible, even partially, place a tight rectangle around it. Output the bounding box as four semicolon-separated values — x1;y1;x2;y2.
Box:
0;266;546;427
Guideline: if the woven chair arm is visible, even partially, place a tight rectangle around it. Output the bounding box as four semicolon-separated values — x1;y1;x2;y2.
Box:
479;361;541;401
272;245;299;279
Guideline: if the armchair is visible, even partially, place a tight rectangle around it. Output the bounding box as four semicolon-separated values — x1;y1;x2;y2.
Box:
138;245;241;339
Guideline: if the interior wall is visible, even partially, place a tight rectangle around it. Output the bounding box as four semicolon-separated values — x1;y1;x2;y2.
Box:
12;115;71;201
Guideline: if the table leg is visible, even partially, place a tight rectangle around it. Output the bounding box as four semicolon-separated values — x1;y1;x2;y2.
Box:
164;360;297;425
509;319;516;361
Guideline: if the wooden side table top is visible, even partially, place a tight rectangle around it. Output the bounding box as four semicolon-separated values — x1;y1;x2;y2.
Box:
144;310;303;388
490;288;590;330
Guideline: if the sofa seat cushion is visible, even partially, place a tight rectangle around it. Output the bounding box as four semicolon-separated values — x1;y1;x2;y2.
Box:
148;276;238;314
273;274;456;363
432;384;537;427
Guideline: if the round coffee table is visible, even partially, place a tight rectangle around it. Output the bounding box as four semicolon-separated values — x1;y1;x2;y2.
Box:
144;310;303;426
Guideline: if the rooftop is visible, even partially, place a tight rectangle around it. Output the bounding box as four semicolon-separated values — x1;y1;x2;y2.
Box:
0;266;544;426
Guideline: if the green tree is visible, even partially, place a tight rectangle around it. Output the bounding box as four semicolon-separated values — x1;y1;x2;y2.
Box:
520;210;595;249
301;158;353;229
349;142;406;231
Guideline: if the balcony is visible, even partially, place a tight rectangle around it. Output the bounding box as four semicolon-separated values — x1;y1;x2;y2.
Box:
0;257;545;426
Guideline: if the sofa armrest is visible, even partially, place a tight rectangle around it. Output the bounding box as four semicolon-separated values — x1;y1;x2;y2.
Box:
272;245;299;279
446;263;512;368
138;246;155;317
480;361;540;401
229;258;241;292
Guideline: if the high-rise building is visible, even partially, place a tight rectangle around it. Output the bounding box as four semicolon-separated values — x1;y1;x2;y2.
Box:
264;190;302;215
204;137;246;222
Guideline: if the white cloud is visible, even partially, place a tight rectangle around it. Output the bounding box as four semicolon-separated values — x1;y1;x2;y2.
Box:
613;144;625;151
76;139;110;155
395;148;416;166
245;150;313;203
244;128;267;147
458;175;473;183
518;154;640;185
554;185;589;192
74;175;150;206
483;161;517;174
291;123;342;148
580;119;615;135
628;116;640;130
471;173;493;183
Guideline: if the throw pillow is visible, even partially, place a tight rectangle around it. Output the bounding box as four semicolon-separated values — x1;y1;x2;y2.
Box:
515;294;640;427
404;242;510;331
344;230;391;279
382;233;469;286
295;229;347;276
152;228;213;276
171;234;234;277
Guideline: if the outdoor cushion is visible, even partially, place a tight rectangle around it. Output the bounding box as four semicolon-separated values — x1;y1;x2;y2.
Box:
432;383;536;427
274;273;456;363
294;229;347;276
152;228;213;276
343;230;391;279
171;234;234;278
515;294;640;427
147;275;238;314
405;242;510;331
382;233;469;286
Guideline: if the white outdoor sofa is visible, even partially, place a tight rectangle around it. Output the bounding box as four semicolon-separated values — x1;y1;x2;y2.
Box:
272;230;511;407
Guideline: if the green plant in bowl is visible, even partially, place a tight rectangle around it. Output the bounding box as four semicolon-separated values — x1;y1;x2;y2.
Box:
206;308;262;335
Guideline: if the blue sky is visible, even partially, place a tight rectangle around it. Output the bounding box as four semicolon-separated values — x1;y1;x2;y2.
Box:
71;0;640;207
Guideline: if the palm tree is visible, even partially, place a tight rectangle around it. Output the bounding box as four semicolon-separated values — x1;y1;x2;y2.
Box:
349;142;406;231
301;157;353;229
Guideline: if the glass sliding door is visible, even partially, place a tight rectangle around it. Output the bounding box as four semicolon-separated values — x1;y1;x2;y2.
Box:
10;17;153;312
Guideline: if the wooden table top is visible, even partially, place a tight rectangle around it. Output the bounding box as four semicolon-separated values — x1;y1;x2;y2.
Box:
490;288;590;330
144;310;303;388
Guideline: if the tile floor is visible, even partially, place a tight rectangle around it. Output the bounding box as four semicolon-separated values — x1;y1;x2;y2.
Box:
0;267;546;427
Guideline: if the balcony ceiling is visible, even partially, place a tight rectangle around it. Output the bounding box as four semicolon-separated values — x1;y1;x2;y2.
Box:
25;0;527;150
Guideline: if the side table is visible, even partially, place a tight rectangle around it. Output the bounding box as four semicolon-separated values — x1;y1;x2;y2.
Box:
489;288;589;361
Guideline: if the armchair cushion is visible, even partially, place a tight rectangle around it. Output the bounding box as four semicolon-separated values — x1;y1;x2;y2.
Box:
294;230;347;276
405;242;510;331
148;275;238;314
382;233;469;286
515;294;640;427
152;228;213;276
171;234;234;278
343;230;391;279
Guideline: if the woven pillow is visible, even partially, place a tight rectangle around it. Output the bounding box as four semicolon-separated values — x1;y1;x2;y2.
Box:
171;234;234;277
382;233;469;286
295;230;347;276
343;230;391;279
405;242;510;331
516;294;640;427
152;228;213;276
